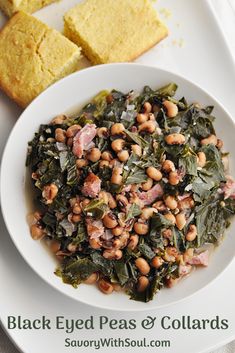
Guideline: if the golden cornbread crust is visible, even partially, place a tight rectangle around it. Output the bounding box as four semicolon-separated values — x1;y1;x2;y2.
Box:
0;0;59;17
64;0;168;65
0;11;81;107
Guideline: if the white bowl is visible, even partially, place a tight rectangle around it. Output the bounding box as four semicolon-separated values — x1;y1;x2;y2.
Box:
1;63;235;311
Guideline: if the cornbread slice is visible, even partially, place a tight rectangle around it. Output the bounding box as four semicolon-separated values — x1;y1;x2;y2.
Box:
64;0;168;64
0;0;59;17
0;11;81;107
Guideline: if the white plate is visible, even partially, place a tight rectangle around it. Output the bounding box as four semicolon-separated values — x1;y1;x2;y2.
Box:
0;0;235;352
1;63;235;312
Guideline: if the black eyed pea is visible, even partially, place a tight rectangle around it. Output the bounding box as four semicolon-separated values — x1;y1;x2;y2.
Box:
117;150;129;162
175;212;186;230
111;226;123;236
200;134;217;146
177;196;194;210
163;100;178;118
137;276;149;292
135;257;150;275
131;144;142;157
162;159;175;173
164;195;178;210
141;177;153;191
101;151;113;161
67;243;78;253
80;198;90;209
84;273;98;284
55;128;66;143
71;214;82;223
118;231;130;248
164;247;178;262
116;194;129;209
99;191;117;209
107;192;117;209
197;151;207;168
66;124;81;138
89;238;101;249
153;200;167;212
103;249;123;260
165;133;186;145
97;127;108;138
98;279;114;294
51;114;67;125
42;183;58;204
111;167;123;185
186;224;197;241
138;120;156;134
76;159;88;168
127;234;139;250
133;221;149;235
136;113;148;124
151;256;164;269
111;123;125;135
168;171;180;186
141;207;157;220
72;203;82;215
99;160;110;168
87;148;101;162
111;139;125;153
112;239;122;249
103;212;118;229
146;166;162;181
143;101;152;113
164;213;176;225
30;224;45;240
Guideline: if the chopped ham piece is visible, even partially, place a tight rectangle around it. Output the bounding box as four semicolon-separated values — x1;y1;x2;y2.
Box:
187;250;209;267
179;264;192;277
138;184;163;205
222;176;235;199
72;124;96;158
82;173;101;198
86;218;104;239
177;193;191;201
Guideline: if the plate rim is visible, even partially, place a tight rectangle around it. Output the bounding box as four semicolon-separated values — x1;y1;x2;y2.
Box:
1;62;235;312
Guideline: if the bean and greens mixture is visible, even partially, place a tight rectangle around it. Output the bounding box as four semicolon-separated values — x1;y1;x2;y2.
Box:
26;83;235;302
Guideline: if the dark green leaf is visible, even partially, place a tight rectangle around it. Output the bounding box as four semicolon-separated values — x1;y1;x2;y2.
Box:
138;243;155;260
83;199;108;219
114;262;129;286
125;204;141;221
156;83;178;97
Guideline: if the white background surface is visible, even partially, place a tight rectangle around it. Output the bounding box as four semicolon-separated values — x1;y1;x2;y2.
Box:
0;0;235;353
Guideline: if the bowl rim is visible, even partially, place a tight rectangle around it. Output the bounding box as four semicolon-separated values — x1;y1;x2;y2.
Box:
1;62;235;311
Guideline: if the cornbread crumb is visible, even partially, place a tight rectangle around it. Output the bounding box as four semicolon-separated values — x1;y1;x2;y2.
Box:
159;8;172;20
172;38;185;48
64;0;168;65
0;11;81;107
0;0;59;17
